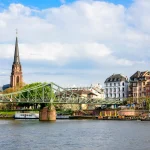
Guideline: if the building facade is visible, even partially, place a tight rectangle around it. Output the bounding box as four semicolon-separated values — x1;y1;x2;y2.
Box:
65;83;105;99
104;74;128;101
146;82;150;97
128;71;150;102
10;35;23;88
90;83;105;99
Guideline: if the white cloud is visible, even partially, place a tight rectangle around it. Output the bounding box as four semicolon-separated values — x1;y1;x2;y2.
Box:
0;42;111;65
0;0;150;85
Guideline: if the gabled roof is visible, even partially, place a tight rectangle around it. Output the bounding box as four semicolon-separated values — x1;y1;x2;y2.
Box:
130;71;150;81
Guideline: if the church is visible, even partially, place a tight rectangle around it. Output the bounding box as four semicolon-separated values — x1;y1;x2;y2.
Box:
10;33;23;88
0;33;23;91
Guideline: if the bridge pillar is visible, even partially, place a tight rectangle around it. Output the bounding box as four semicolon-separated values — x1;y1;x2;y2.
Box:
39;105;56;121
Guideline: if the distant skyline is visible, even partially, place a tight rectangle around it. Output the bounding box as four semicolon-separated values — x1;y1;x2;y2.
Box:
0;0;150;87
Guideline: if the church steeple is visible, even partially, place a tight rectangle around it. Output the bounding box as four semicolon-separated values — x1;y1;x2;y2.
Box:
13;35;20;64
10;30;23;88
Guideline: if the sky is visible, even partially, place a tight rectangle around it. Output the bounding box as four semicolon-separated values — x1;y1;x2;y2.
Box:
0;0;150;87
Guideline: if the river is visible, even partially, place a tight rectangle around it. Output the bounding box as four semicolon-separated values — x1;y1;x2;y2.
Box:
0;119;150;150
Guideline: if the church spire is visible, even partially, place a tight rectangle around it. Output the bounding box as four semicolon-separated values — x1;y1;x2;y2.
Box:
10;29;23;88
13;29;20;64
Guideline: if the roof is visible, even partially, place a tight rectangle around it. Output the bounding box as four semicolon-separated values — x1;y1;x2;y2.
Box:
13;36;20;65
105;74;128;83
2;84;10;90
56;89;97;97
70;90;97;95
130;71;150;81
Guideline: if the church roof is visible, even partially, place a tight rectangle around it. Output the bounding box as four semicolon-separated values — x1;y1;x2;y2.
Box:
13;36;20;64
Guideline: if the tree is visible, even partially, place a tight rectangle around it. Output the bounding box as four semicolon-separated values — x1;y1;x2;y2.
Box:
3;81;26;94
17;82;56;109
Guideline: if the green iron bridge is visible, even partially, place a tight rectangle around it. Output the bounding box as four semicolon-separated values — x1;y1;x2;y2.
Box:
0;82;123;105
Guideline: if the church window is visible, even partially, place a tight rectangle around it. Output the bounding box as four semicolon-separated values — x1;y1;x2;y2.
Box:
16;76;19;84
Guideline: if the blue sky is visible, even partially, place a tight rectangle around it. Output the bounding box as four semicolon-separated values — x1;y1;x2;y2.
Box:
0;0;150;87
0;0;133;9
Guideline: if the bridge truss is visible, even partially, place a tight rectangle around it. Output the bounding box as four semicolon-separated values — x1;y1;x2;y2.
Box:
0;82;122;105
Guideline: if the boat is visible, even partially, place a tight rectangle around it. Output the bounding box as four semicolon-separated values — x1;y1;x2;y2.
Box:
56;114;70;119
14;112;39;119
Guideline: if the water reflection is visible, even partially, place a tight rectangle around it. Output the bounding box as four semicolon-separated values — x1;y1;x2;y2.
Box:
0;120;150;150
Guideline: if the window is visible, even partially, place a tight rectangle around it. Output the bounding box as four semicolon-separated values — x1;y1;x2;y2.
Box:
122;88;124;91
143;82;145;85
16;76;19;84
114;83;116;86
123;93;124;97
110;83;112;86
122;82;124;86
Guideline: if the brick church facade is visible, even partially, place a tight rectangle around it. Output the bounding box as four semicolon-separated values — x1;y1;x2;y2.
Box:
10;35;23;87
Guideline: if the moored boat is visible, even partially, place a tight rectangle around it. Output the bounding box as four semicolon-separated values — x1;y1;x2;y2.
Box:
14;112;39;119
56;114;70;119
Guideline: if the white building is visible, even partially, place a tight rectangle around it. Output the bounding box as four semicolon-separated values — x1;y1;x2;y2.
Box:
64;83;105;99
90;83;105;99
104;74;128;101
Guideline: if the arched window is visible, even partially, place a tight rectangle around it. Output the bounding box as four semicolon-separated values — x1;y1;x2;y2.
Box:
16;76;19;84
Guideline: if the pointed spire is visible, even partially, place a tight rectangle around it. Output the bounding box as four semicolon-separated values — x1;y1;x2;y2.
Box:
13;29;20;64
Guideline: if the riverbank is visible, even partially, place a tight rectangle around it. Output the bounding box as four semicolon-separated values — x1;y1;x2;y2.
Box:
0;111;15;118
0;110;150;121
0;110;39;119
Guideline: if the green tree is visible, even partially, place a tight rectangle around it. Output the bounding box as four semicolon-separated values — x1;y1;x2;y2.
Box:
17;82;56;109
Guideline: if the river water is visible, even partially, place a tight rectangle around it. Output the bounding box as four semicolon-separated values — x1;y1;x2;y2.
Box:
0;119;150;150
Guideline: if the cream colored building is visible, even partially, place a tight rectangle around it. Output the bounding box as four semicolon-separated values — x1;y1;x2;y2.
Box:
62;83;105;110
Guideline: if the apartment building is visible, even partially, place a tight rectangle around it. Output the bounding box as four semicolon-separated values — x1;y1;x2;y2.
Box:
128;71;150;102
104;74;128;101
